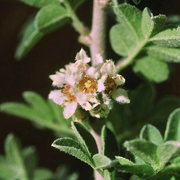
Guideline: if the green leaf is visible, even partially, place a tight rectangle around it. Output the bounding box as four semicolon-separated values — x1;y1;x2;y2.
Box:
5;135;23;166
150;27;180;47
110;24;136;56
164;108;180;141
157;142;180;169
0;158;19;179
146;46;180;63
23;91;53;121
116;156;154;176
152;15;166;35
0;102;43;122
110;3;142;57
23;147;37;177
17;0;59;8
133;56;169;83
140;124;164;145
48;100;67;124
4;135;28;180
15;17;43;60
71;122;98;156
93;154;111;169
35;4;68;33
141;8;154;38
101;126;119;159
124;139;159;169
52;137;94;167
115;3;142;39
33;169;53;180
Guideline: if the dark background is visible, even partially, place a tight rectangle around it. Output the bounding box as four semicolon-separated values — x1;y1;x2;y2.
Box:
0;0;180;179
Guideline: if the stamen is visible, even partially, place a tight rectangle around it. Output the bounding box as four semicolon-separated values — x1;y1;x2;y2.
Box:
104;76;117;95
62;85;76;102
78;75;97;93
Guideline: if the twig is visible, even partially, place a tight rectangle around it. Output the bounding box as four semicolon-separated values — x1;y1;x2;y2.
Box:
90;0;110;64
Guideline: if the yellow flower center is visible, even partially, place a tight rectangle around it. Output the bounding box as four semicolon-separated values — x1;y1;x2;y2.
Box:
78;75;97;93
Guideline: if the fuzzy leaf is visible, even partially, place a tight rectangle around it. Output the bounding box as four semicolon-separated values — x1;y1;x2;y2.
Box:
17;0;59;8
0;158;19;179
133;56;169;83
164;108;180;141
141;8;154;38
0;102;42;122
152;15;166;35
101;126;119;159
110;3;142;57
33;169;53;180
23;91;52;121
150;27;180;47
93;154;111;169
71;122;98;156
124;139;159;169
5;135;23;166
157;142;180;168
15;18;43;59
115;3;142;39
35;4;68;33
116;156;154;176
52;137;94;167
140;124;164;145
146;46;180;63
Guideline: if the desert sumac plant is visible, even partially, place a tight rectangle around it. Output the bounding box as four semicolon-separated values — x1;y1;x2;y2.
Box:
1;0;180;179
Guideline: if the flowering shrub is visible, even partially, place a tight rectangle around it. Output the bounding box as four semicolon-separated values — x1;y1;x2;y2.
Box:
1;0;180;180
49;49;129;119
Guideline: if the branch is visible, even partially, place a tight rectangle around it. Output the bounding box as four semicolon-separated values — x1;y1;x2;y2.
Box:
90;0;110;64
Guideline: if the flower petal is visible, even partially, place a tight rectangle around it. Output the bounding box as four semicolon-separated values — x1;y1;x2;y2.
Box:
112;88;130;104
97;75;106;92
63;102;77;119
94;54;103;65
100;60;116;75
48;90;65;105
113;74;125;86
49;73;65;87
75;49;90;63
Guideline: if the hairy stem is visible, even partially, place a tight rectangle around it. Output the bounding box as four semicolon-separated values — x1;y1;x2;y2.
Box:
90;0;109;64
91;129;104;180
116;39;148;72
62;0;90;45
89;1;110;179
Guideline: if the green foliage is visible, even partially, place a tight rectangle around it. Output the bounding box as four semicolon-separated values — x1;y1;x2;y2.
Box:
17;0;59;8
140;124;164;145
115;156;154;176
110;3;180;83
121;108;180;179
133;57;169;83
52;137;94;167
101;126;119;159
92;154;111;169
0;91;73;136
15;0;85;59
35;4;67;33
0;134;78;180
164;108;180;141
71;122;98;156
108;83;180;141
